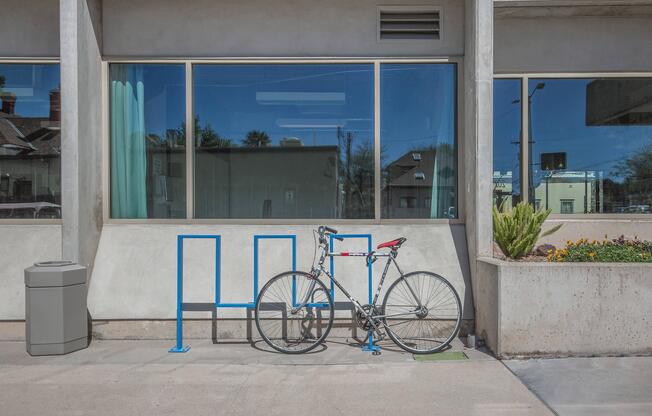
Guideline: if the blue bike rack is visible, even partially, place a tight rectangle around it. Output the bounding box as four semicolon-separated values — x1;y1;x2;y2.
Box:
329;234;380;354
170;234;297;353
170;234;221;353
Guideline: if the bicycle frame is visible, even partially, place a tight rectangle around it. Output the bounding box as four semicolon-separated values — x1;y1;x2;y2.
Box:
293;237;425;338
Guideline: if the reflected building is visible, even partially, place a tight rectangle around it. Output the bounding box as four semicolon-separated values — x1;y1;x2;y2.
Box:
383;150;436;218
195;140;340;219
0;89;61;218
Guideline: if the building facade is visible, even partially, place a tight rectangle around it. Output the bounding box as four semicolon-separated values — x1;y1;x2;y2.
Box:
1;0;651;338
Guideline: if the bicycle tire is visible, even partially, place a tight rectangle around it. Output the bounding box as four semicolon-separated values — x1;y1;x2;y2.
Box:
255;271;334;354
382;271;462;354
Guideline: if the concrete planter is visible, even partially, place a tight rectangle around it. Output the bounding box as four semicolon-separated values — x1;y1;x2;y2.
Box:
474;258;652;358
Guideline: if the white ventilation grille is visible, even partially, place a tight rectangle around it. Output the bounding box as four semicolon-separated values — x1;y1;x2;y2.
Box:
379;7;441;40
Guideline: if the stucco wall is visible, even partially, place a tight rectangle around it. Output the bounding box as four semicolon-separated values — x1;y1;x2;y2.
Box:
102;0;465;57
0;225;62;320
495;15;652;73
0;0;59;57
88;224;473;322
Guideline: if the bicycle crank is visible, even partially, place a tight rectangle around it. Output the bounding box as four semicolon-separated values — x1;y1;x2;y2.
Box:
355;304;383;332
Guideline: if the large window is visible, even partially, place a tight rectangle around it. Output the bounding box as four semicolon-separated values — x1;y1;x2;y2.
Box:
492;79;521;211
381;63;457;219
109;64;186;219
530;78;652;214
108;61;458;221
193;64;374;219
494;76;652;215
0;63;60;219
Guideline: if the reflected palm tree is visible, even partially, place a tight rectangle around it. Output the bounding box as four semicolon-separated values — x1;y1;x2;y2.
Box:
242;130;271;148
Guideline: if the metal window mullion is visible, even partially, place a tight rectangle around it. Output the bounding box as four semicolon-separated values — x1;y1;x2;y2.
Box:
185;62;194;220
374;61;381;222
521;76;529;204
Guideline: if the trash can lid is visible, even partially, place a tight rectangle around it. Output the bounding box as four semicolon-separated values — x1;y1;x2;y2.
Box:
25;261;86;287
34;260;75;267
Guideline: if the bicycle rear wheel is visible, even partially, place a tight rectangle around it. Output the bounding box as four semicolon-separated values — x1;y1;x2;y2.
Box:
382;271;462;354
255;271;333;354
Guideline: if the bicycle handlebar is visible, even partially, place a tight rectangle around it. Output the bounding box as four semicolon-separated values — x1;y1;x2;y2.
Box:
318;226;342;241
324;226;338;234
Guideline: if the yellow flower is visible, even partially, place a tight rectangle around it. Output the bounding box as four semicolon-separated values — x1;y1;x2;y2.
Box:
589;252;596;257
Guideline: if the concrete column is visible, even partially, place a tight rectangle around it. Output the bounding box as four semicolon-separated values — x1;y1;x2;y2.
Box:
60;0;103;269
464;0;494;291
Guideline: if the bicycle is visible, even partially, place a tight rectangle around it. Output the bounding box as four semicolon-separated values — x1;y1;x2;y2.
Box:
254;226;462;355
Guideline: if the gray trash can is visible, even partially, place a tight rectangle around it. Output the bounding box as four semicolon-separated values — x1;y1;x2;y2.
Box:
25;261;88;356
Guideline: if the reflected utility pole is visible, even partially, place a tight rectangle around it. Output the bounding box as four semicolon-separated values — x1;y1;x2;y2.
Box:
512;82;545;204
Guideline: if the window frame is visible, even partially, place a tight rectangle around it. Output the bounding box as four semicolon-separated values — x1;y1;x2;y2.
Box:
0;58;62;225
494;71;652;220
103;57;464;225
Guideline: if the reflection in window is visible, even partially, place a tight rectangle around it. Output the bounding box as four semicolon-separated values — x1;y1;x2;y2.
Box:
193;64;374;219
110;64;186;219
493;79;521;211
380;64;457;219
0;64;60;219
529;78;652;214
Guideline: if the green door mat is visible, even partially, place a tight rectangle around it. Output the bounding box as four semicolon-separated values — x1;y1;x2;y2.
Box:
413;351;468;361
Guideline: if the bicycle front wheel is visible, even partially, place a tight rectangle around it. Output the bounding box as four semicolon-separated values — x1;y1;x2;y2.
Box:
383;271;462;354
255;271;333;354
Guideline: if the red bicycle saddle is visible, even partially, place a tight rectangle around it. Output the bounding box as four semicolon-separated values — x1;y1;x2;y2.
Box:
376;237;407;250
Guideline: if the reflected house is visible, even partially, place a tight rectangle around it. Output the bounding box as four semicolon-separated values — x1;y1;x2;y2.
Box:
194;138;339;218
383;150;436;218
0;90;61;218
493;170;601;214
534;171;600;214
493;170;515;209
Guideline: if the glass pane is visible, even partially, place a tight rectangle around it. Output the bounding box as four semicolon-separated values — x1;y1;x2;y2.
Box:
109;64;186;219
380;63;457;219
0;64;61;219
529;78;652;214
193;64;374;219
493;79;521;211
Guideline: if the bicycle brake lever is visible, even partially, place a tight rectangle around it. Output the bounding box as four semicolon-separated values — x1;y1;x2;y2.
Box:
366;251;377;266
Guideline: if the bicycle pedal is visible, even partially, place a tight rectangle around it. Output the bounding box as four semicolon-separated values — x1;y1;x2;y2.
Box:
372;350;381;356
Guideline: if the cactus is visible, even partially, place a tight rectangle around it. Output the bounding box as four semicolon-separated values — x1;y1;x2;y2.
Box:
493;202;562;259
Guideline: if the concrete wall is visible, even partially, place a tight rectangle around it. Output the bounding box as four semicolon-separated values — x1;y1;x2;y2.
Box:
495;14;652;72
102;0;465;57
0;0;59;57
476;258;652;357
0;225;61;320
60;0;104;270
88;224;473;325
539;218;652;247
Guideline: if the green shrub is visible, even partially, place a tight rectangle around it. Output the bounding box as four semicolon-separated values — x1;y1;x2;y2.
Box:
550;236;652;262
493;202;562;259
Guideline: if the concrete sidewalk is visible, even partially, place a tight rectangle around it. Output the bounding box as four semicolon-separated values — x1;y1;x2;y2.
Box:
505;357;652;416
0;339;552;416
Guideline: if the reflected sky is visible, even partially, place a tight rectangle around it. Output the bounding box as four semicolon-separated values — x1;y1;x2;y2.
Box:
0;64;60;117
193;64;374;149
529;78;652;186
381;63;456;165
493;79;521;179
